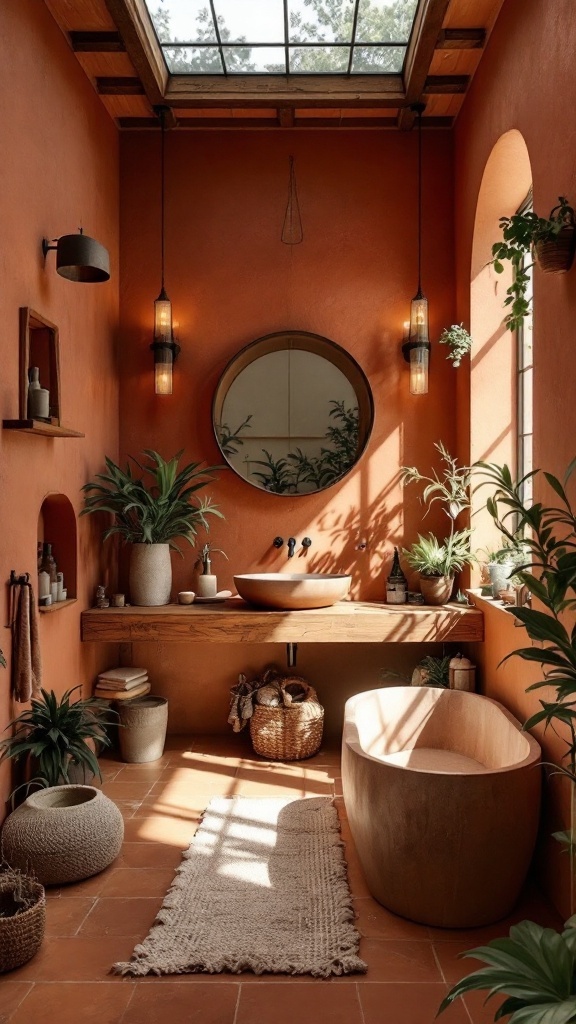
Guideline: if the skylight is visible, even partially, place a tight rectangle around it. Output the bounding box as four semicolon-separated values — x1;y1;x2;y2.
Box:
144;0;418;76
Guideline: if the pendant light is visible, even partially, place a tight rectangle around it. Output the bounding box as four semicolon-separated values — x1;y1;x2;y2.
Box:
151;105;179;395
402;102;430;395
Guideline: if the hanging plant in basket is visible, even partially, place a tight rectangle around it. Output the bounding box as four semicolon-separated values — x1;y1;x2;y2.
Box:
491;196;576;331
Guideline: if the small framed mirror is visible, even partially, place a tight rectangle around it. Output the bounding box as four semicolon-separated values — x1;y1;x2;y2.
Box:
213;331;374;495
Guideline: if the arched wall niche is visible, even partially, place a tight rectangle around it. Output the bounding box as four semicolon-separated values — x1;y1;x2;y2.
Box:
469;130;532;558
38;493;78;605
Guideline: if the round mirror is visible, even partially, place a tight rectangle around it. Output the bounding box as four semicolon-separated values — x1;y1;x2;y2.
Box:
213;331;374;495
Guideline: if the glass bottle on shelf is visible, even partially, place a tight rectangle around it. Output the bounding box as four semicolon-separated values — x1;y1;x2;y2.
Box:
40;542;57;584
386;547;407;604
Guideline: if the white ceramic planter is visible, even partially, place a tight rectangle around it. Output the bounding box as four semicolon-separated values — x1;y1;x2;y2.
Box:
129;543;172;606
488;561;515;599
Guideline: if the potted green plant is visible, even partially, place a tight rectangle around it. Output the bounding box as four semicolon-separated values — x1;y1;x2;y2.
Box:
440;456;576;1022
402;442;475;605
438;324;473;368
491;196;575;331
194;541;228;599
411;655;450;688
81;449;223;606
0;686;117;803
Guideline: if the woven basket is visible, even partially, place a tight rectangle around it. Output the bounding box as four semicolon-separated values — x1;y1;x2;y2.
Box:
533;225;576;274
0;875;45;973
250;698;324;761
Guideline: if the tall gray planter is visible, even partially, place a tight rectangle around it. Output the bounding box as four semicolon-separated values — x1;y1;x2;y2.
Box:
118;696;168;763
129;543;171;606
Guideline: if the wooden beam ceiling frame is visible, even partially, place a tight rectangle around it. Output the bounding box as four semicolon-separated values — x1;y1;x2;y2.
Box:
424;75;470;94
278;107;295;127
96;76;145;94
70;31;125;52
104;0;168;107
436;28;486;49
166;74;405;110
398;0;452;129
117;115;453;130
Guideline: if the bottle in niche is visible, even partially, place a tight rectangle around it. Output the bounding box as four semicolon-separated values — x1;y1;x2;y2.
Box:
40;542;57;584
386;547;407;604
27;367;50;420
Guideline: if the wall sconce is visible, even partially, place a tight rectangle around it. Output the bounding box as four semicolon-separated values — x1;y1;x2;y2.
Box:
401;102;430;395
41;229;110;282
150;105;179;395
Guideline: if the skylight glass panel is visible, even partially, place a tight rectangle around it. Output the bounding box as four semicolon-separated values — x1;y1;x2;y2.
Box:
289;46;350;73
288;0;354;43
163;46;224;73
147;1;217;44
351;45;406;72
212;0;285;43
223;46;286;73
356;0;418;43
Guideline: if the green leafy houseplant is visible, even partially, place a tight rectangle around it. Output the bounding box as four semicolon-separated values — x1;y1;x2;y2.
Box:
80;449;223;553
440;457;576;1022
413;655;451;688
491;196;575;332
403;530;473;578
438;324;473;368
0;687;117;802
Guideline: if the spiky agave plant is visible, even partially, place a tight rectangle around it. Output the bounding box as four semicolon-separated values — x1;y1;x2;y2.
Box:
80;449;223;553
0;687;117;802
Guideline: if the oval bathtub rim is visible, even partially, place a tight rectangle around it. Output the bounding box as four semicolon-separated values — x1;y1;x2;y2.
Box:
342;687;542;778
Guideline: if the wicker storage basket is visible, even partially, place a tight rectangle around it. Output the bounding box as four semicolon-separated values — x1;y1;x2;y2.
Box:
0;875;45;973
250;697;324;761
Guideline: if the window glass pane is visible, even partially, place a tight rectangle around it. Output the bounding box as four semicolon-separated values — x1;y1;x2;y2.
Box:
223;46;285;73
288;0;354;43
351;44;405;72
145;1;217;44
520;369;533;435
163;46;224;73
356;0;418;43
213;0;285;43
290;46;350;72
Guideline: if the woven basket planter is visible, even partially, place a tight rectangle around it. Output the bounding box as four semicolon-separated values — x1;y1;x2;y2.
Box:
0;875;45;973
118;696;168;763
2;785;124;886
533;225;576;274
250;699;324;761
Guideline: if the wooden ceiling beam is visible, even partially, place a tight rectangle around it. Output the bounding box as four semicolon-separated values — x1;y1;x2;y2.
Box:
166;74;405;109
424;75;470;94
398;0;451;130
278;107;295;127
437;28;486;49
69;31;125;52
96;76;144;94
104;0;167;106
117;114;453;130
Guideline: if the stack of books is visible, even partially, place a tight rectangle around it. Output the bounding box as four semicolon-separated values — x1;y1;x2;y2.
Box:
94;666;150;701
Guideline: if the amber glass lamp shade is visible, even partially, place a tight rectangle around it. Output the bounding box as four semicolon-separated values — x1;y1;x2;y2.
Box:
153;286;173;344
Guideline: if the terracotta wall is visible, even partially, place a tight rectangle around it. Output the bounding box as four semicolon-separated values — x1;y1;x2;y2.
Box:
454;0;576;914
119;128;456;736
0;2;120;809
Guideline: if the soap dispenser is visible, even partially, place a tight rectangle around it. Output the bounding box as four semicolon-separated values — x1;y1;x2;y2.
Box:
194;543;227;599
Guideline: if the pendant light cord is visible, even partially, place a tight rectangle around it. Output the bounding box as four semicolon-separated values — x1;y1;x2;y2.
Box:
417;104;422;294
160;107;166;292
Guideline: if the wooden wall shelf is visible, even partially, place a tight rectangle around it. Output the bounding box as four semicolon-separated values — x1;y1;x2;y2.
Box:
3;419;85;437
39;598;78;614
81;600;484;645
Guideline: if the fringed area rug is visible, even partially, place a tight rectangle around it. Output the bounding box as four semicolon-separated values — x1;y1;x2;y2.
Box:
113;796;366;978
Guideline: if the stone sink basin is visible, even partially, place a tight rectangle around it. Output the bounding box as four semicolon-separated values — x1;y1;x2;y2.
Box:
234;573;352;610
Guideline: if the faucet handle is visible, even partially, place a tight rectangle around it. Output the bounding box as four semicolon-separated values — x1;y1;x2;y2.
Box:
302;537;312;549
273;536;284;549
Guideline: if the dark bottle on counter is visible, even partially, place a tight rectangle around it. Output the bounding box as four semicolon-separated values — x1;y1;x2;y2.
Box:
386;547;407;604
40;542;57;584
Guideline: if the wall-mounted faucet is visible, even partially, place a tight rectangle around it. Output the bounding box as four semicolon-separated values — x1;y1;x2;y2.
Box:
272;536;313;558
287;537;296;558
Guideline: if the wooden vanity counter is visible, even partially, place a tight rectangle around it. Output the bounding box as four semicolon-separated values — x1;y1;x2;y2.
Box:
81;600;483;644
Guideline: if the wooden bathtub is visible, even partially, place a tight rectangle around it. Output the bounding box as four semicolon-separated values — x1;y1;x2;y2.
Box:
342;686;541;928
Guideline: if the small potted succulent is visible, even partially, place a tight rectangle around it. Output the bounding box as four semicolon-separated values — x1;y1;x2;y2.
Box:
491;195;576;331
411;655;450;688
438;324;473;368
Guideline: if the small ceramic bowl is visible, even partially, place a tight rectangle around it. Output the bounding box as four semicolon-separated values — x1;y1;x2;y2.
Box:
178;591;196;605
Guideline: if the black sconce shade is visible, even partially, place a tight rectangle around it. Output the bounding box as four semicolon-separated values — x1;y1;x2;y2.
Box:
42;230;110;283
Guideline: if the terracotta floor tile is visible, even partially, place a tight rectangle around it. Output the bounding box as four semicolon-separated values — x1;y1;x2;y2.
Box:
122;813;200;846
427;885;563;944
9;982;135;1024
342;839;371;898
118;842;184;869
113;799;143;820
48;863;119;898
123;982;239;1023
354;898;430;940
11;936;141;981
236;982;363;1024
79;897;162;936
233;768;331;798
113;763;169;782
100;780;154;802
432;940;487;984
0;982;33;1021
359;983;471;1024
98;867;177;898
463;990;509;1024
348;939;442;983
44;897;96;936
188;734;253;757
162;759;238;783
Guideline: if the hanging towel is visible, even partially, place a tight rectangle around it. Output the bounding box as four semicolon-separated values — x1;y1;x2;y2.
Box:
10;577;42;702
